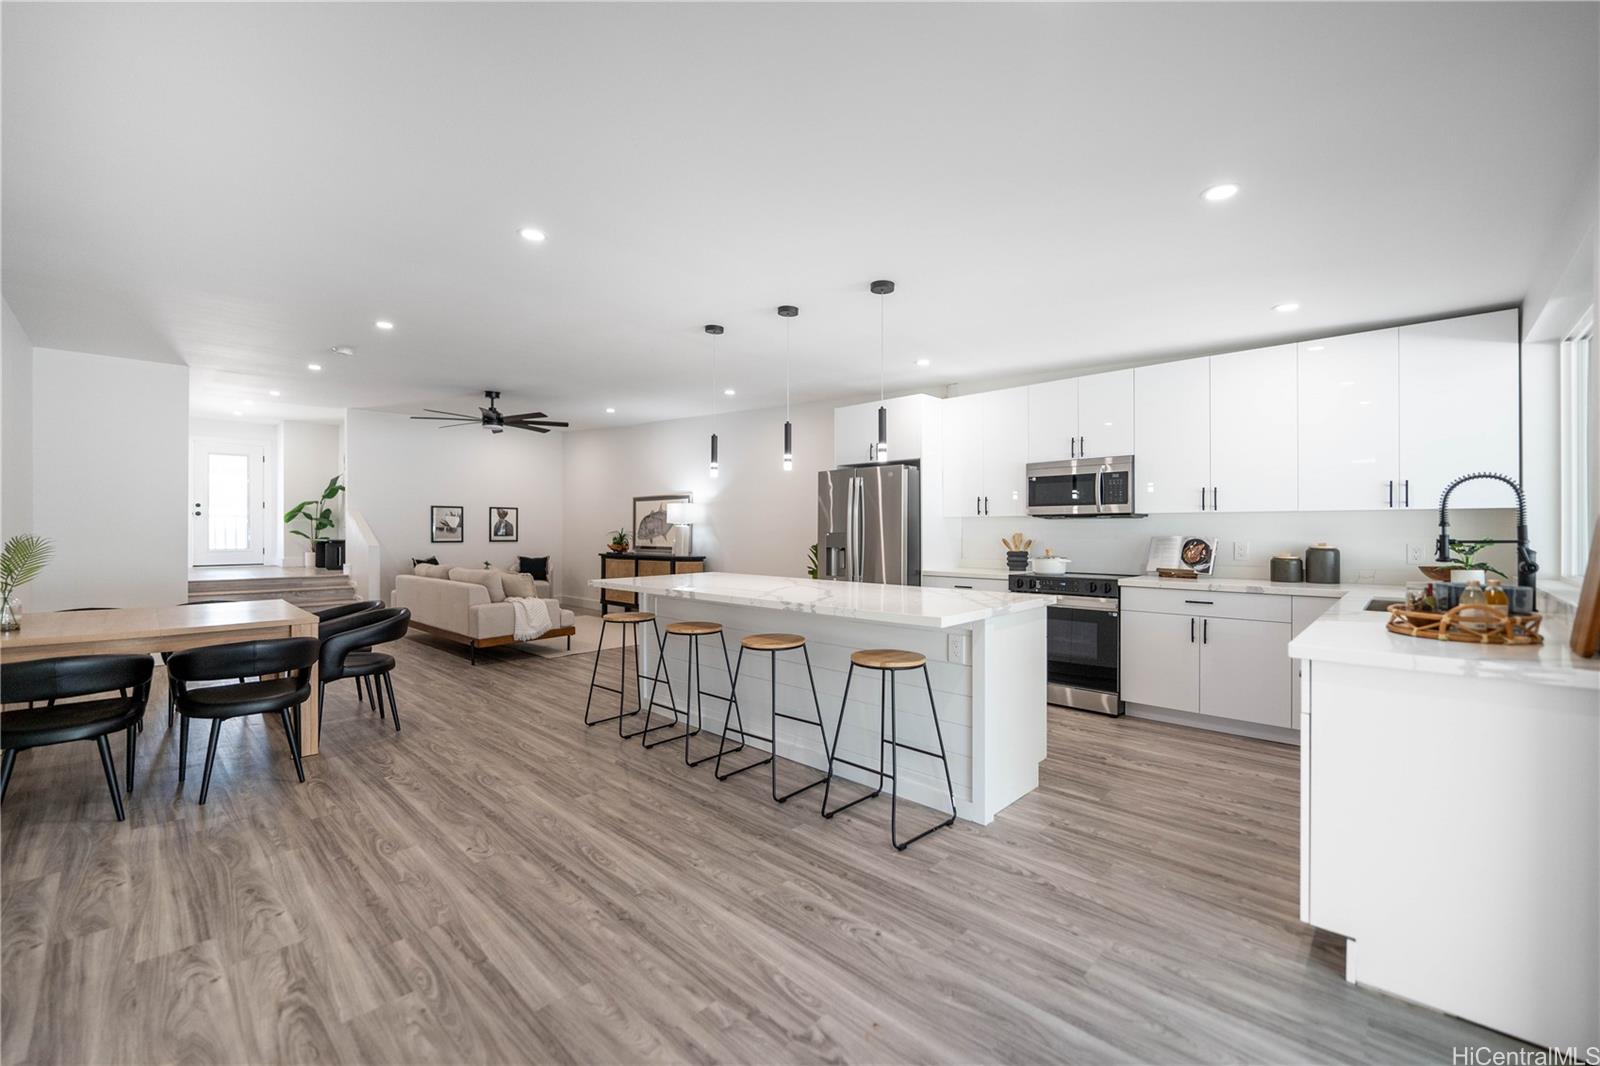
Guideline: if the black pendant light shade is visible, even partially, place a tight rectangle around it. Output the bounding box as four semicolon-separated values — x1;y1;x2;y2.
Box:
710;432;719;478
783;420;793;471
877;404;888;462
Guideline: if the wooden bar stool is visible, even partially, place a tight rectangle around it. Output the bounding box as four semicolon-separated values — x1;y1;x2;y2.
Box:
821;648;957;850
713;633;831;804
639;620;740;767
583;611;676;738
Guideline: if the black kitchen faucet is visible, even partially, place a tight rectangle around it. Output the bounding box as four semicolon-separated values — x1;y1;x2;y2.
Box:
1435;472;1538;594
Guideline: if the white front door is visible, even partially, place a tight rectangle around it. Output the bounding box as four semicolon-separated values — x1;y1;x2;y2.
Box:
191;438;267;565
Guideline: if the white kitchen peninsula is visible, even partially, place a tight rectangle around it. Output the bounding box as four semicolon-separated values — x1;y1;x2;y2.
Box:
1291;591;1599;1050
589;572;1047;824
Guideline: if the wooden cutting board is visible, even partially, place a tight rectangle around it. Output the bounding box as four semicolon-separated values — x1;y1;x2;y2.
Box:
1571;515;1600;658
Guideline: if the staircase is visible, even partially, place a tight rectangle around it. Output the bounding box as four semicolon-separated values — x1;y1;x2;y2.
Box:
187;570;360;611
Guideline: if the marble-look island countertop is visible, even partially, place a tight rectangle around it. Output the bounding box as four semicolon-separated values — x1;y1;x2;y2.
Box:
1288;586;1600;692
590;572;1046;629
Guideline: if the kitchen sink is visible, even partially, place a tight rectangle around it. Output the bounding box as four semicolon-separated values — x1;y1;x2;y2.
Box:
1364;597;1404;612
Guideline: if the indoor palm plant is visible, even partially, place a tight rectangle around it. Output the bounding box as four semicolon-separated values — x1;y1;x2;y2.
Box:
285;475;345;569
0;534;54;631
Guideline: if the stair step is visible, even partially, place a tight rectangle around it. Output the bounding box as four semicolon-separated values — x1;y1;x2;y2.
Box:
186;571;359;611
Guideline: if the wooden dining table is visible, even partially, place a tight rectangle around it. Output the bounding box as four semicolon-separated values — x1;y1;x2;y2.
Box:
0;599;326;756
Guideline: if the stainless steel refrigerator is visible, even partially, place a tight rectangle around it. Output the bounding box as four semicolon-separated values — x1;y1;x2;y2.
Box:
817;464;921;585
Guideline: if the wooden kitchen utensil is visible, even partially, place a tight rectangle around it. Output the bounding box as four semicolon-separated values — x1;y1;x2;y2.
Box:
1570;515;1600;658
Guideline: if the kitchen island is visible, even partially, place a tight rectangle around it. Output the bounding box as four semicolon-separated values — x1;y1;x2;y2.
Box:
1290;589;1599;1050
589;572;1047;824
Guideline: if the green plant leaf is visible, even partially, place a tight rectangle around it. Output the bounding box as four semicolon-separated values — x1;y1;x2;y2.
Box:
0;534;53;594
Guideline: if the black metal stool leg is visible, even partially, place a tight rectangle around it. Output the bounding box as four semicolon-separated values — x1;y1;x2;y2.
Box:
582;620;608;725
890;665;958;851
95;735;126;822
824;663;886;817
197;720;223;805
643;631;702;750
772;644;830;803
623;621;674;740
687;632;740;769
714;645;769;780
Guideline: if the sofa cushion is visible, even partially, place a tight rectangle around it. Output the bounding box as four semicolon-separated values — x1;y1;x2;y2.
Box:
413;562;451;580
518;555;549;581
500;572;537;599
449;566;505;602
411;555;439;567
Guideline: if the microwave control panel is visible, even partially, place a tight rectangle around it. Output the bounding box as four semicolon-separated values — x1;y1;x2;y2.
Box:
1099;470;1130;505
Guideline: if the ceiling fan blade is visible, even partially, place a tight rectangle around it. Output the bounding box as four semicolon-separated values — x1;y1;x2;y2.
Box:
438;421;481;429
507;419;569;428
510;424;551;433
411;415;478;422
422;409;477;418
500;411;546;421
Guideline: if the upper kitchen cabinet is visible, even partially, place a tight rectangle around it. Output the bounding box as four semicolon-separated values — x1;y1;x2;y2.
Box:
942;387;1029;516
1134;357;1211;513
1297;328;1401;510
1076;369;1135;458
832;393;939;467
1025;370;1134;462
1210;344;1297;513
1397;309;1519;510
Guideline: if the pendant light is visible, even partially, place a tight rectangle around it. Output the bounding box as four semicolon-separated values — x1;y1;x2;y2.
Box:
871;279;895;461
705;324;723;478
778;305;798;471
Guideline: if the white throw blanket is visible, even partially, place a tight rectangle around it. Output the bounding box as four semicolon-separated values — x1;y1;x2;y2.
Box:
508;596;555;641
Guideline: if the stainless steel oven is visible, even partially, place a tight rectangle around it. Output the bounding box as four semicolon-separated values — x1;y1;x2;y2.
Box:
1026;455;1136;517
1009;572;1127;715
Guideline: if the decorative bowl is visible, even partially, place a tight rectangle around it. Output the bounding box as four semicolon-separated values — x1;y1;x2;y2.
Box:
1418;565;1459;581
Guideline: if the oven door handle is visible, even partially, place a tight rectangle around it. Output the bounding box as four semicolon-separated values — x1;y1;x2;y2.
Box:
1048;595;1120;612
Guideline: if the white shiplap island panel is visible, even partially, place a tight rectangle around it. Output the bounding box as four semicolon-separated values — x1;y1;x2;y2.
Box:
590;572;1047;824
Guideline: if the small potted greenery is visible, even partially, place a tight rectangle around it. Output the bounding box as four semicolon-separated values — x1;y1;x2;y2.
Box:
0;534;53;631
608;528;630;554
285;475;345;569
1421;538;1507;586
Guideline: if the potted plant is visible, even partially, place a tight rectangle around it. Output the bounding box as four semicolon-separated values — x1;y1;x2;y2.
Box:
285;476;345;569
0;534;53;631
608;528;630;554
807;543;819;579
1421;538;1507;587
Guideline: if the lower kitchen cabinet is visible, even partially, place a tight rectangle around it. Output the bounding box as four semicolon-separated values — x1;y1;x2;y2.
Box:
1197;616;1292;727
1119;610;1200;713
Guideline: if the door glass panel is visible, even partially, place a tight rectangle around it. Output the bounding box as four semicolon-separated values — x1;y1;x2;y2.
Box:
207;452;252;551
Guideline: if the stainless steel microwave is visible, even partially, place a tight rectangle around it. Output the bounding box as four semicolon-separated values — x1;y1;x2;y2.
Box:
1026;455;1138;517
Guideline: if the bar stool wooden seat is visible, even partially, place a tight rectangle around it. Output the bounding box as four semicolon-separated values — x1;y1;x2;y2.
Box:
639;620;740;767
821;648;956;850
712;633;830;804
584;611;676;739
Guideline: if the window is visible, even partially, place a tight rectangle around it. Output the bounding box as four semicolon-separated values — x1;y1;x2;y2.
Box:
1559;308;1596;577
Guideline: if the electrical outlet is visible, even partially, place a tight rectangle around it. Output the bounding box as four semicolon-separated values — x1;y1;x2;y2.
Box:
1406;543;1428;564
947;632;967;666
1233;540;1251;562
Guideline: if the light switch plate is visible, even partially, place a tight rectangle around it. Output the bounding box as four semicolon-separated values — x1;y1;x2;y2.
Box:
947;632;967;665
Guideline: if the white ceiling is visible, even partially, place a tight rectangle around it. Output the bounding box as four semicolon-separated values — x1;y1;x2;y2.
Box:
4;2;1596;428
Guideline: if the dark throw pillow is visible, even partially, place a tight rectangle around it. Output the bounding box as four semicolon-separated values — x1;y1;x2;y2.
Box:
518;555;549;581
411;555;439;567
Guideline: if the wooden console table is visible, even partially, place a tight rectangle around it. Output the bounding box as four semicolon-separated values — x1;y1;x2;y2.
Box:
598;553;706;614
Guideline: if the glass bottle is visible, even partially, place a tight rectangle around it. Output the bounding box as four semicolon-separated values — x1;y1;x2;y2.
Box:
1484;578;1509;610
1458;580;1489;632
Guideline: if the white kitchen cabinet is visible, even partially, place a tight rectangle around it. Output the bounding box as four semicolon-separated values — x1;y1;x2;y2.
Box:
1290;595;1337;729
1398;308;1519;510
833;394;938;467
922;574;1009;592
1026;378;1078;462
1198;616;1292;727
1119;610;1200;713
1076;369;1135;458
1209;344;1298;513
981;387;1030;516
1133;357;1211;514
940;393;983;516
1297;328;1400;510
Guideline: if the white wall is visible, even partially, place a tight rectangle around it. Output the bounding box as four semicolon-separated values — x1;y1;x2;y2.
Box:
346;409;565;599
561;401;834;608
280;419;342;563
1;299;34;542
959;508;1518;586
31;348;188;610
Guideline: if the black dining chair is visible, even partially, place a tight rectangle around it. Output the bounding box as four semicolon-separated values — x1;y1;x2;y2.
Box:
318;607;411;737
316;605;388;709
314;600;384;623
0;654;154;821
166;637;318;805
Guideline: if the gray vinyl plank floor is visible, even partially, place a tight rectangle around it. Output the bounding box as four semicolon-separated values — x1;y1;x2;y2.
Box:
1;632;1529;1064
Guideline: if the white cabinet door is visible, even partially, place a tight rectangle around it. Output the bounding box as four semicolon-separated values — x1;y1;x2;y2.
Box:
1297;327;1400;511
1398;309;1519;510
941;393;983;517
1134;357;1211;514
833;402;880;466
1077;369;1135;458
1210;344;1298;513
981;387;1031;516
1198;617;1292;727
1026;378;1078;462
1119;610;1200;713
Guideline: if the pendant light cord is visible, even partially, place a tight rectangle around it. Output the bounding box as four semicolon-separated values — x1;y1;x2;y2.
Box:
878;295;886;403
785;319;792;419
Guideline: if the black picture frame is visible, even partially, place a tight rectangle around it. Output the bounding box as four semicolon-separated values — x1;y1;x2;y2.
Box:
430;505;464;543
488;506;519;543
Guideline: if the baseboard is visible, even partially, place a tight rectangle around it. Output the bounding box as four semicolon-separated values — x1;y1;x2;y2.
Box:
563;593;602;614
1124;702;1300;746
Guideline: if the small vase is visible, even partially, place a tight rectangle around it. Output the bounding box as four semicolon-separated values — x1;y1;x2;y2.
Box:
1;591;19;632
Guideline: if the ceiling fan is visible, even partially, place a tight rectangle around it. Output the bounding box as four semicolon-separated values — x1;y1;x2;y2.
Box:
410;390;569;434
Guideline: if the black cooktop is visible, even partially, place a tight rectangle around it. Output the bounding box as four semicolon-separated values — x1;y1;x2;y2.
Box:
1008;571;1135;597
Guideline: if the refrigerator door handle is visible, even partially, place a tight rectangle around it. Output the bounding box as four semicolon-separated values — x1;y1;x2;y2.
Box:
848;476;864;582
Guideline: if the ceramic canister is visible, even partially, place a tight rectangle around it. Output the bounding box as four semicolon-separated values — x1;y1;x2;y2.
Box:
1269;554;1305;583
1305;543;1341;584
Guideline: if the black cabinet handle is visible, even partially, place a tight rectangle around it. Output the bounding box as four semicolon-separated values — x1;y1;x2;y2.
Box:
1387;479;1394;507
953;584;973;590
1403;479;1410;507
1203;618;1209;643
976;495;980;515
1200;487;1207;510
1184;599;1213;605
1070;437;1076;458
1190;618;1195;643
1211;487;1218;510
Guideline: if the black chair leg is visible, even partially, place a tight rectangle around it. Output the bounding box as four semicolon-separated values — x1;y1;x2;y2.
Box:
126;723;137;795
355;676;364;704
372;675;385;719
278;709;306;782
1;749;16;801
316;683;326;744
178;714;190;783
382;671;401;732
95;735;126;822
198;720;223;805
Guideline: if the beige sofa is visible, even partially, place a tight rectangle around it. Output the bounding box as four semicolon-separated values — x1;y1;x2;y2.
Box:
393;566;576;663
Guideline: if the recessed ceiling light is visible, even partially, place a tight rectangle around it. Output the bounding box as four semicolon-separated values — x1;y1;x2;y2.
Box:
518;227;546;242
307;363;323;372
605;407;616;414
231;410;243;417
723;388;736;396
1273;302;1300;313
268;389;281;397
374;320;394;331
1202;183;1240;202
330;346;355;357
914;358;931;368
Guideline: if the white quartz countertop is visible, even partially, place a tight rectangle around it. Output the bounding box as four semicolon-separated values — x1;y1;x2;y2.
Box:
1288;587;1600;692
590;572;1046;629
1121;575;1361;598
